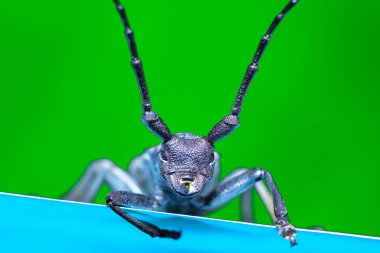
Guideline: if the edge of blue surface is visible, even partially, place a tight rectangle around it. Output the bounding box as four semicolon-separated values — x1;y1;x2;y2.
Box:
0;192;379;253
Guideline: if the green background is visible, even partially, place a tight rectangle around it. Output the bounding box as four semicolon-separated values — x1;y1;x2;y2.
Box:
0;0;379;237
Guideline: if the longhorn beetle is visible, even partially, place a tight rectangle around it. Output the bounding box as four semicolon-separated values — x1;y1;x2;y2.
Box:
64;0;299;246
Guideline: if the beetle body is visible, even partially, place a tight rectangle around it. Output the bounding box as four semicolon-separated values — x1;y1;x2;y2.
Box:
64;0;300;246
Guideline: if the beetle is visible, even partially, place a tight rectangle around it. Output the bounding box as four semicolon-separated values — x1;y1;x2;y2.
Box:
64;0;299;246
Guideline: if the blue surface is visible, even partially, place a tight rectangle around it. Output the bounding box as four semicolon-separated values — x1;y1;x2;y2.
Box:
0;193;379;253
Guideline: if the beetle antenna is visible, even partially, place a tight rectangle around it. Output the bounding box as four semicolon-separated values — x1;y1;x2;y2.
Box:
207;0;299;144
113;0;171;141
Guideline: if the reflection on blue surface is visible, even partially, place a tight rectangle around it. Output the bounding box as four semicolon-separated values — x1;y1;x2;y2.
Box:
0;193;379;253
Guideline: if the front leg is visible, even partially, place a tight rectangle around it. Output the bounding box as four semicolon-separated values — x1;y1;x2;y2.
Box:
106;191;181;239
203;168;297;246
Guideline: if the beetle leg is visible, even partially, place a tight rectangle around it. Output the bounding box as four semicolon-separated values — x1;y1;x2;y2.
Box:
63;159;143;202
106;191;181;239
241;180;275;222
201;168;296;246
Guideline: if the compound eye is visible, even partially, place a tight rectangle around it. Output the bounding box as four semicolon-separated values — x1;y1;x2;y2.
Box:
159;150;169;162
209;153;215;164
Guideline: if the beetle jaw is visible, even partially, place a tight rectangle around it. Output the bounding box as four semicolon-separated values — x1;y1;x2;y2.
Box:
165;173;208;197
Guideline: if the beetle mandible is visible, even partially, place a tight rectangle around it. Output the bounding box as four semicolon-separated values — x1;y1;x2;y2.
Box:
64;0;299;246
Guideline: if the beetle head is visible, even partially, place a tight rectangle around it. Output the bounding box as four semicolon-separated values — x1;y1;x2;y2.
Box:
159;133;215;197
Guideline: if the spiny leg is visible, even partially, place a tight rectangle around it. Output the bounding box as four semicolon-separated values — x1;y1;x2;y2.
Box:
106;191;181;239
260;169;297;246
203;168;296;246
63;159;143;202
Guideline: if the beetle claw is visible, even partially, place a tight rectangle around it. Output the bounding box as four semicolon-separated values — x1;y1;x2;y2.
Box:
278;221;297;246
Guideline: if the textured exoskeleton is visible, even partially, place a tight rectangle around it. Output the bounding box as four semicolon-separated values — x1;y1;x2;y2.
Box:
64;0;300;246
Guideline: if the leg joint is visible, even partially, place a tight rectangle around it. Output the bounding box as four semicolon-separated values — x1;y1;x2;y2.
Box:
252;167;265;180
87;159;115;175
